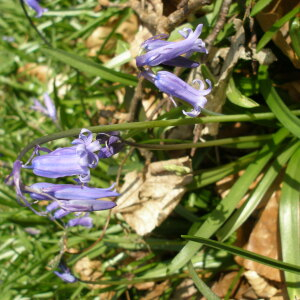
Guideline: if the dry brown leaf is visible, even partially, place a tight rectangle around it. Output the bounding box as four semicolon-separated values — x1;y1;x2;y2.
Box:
86;26;115;57
213;46;277;66
86;13;138;59
140;280;169;300
18;63;52;82
115;156;193;235
74;257;105;290
236;190;281;282
116;13;138;42
210;272;240;298
171;278;197;300
142;94;159;119
130;26;152;67
279;80;300;103
134;281;155;291
244;270;278;298
256;0;300;69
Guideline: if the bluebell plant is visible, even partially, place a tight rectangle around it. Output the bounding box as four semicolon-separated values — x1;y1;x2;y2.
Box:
6;128;124;281
136;24;212;117
6;129;121;226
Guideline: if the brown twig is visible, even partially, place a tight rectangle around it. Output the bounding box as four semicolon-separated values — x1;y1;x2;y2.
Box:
165;0;212;33
116;148;135;190
205;0;233;53
81;209;112;253
128;77;144;122
130;0;212;34
147;97;168;120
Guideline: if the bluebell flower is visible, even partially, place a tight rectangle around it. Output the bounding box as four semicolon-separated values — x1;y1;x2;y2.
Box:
96;132;124;159
54;264;77;283
27;129;101;183
136;24;207;68
2;36;15;43
67;216;93;228
25;0;47;18
141;70;212;117
29;182;118;220
32;93;57;122
29;182;119;201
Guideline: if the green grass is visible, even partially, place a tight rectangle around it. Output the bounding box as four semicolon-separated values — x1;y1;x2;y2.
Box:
1;0;300;298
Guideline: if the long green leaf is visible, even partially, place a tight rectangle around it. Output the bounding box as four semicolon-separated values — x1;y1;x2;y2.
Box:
250;0;273;17
217;140;300;241
256;6;300;52
182;236;300;275
42;48;137;86
290;17;300;59
168;128;289;273
280;147;300;299
187;262;220;300
260;76;300;139
189;151;258;190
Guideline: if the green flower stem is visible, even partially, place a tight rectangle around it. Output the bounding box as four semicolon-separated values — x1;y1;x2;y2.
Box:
18;110;300;160
124;134;273;150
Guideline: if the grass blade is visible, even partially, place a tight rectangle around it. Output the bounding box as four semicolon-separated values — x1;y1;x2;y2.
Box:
256;6;300;52
217;140;300;241
250;0;273;17
182;236;300;275
42;48;137;86
168;128;289;273
260;73;300;139
280;147;300;299
187;261;221;300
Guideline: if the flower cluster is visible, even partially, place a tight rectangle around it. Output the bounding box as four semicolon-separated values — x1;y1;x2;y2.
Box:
136;24;212;117
6;129;124;282
6;129;122;228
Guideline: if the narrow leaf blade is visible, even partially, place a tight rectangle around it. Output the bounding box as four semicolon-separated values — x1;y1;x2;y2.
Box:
42;48;137;86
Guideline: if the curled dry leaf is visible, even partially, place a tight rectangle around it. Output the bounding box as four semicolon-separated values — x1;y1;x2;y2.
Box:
209;272;243;299
114;156;193;235
255;0;300;68
74;257;104;290
236;190;281;282
244;270;278;298
213;46;277;66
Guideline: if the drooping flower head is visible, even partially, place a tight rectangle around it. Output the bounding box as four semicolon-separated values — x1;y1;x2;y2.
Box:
136;24;207;68
96;131;124;159
32;93;57;122
27;129;101;183
54;263;77;283
28;182;118;225
141;70;212;117
24;0;48;18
